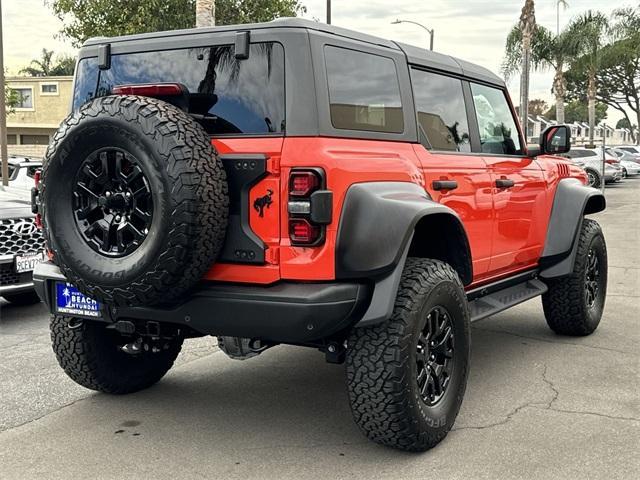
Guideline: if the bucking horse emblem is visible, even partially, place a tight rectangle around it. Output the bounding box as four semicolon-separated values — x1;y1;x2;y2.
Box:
253;189;274;217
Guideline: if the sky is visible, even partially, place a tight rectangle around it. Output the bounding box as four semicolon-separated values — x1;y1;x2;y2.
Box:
2;0;634;124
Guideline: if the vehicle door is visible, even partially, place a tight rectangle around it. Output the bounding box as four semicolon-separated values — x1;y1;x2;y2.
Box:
410;68;494;279
468;82;547;275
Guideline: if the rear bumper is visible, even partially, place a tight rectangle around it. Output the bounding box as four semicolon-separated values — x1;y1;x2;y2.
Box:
33;262;371;343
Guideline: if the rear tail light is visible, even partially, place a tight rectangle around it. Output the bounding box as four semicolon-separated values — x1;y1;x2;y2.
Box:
605;159;618;165
112;83;184;96
289;219;320;244
287;168;331;246
289;170;320;197
32;168;42;229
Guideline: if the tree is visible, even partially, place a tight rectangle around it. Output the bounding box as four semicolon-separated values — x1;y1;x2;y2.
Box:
565;6;639;144
528;98;548;116
518;0;536;137
48;0;306;47
196;0;215;27
19;49;76;77
566;11;609;145
544;100;607;124
503;24;578;123
615;118;636;130
4;84;19;115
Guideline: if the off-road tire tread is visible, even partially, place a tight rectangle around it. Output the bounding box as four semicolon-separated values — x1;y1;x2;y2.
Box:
50;315;182;394
346;258;470;452
542;218;607;336
41;95;228;306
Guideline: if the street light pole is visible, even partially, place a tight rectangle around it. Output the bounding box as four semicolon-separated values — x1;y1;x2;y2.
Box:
326;0;331;24
391;19;434;51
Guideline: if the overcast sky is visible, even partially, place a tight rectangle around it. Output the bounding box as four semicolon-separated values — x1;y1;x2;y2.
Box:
3;0;633;123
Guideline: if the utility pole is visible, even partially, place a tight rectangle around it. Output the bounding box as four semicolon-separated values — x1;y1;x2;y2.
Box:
0;0;8;187
326;0;331;24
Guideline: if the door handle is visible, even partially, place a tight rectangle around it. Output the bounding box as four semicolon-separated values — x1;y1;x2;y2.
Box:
432;180;458;191
495;178;515;189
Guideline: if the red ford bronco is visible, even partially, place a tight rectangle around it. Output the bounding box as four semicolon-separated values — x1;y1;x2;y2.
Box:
32;19;607;452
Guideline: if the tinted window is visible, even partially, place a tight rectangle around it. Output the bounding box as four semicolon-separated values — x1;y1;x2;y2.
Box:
325;46;403;133
470;83;521;155
411;69;470;152
76;43;285;136
73;58;99;108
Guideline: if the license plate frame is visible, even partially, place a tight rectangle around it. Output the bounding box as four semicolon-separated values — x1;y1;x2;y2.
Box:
54;282;102;318
15;251;46;273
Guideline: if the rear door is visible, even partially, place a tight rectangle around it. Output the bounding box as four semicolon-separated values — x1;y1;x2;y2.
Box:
468;82;547;275
410;68;494;279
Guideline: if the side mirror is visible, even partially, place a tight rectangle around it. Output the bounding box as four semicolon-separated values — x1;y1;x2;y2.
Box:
540;125;571;155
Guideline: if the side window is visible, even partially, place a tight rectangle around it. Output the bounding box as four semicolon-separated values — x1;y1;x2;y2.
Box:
325;46;403;134
470;83;522;155
411;69;470;152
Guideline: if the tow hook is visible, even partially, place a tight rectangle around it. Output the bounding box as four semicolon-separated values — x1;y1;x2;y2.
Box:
324;341;346;364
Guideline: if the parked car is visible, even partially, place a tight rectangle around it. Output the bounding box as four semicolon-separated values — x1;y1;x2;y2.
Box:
562;147;622;186
616;145;640;156
32;19;607;452
0;190;46;305
606;148;640;177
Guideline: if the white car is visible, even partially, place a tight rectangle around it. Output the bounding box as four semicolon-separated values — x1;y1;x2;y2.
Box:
616;145;640;156
562;147;622;187
606;148;640;177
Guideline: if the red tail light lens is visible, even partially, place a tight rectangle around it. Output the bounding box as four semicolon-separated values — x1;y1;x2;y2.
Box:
34;169;41;187
112;83;184;96
289;171;320;197
605;159;618;165
289;218;320;245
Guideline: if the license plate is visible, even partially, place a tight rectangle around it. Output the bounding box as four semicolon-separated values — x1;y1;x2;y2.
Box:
15;251;46;273
55;282;101;318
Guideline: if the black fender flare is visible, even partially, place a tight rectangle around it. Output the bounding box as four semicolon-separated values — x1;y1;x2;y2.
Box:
335;182;472;326
539;178;606;278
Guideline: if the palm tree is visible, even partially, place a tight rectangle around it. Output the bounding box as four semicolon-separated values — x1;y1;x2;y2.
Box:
503;25;578;124
19;49;54;77
518;0;536;139
566;11;609;145
196;0;215;27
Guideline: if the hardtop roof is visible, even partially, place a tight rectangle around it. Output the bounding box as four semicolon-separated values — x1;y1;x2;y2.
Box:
83;17;504;87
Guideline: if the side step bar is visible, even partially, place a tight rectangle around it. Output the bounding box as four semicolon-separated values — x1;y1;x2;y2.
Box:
468;278;548;323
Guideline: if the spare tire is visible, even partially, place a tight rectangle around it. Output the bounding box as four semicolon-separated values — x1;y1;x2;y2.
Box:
41;95;228;306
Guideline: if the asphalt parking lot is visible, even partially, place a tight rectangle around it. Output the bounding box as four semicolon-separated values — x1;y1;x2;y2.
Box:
0;180;638;480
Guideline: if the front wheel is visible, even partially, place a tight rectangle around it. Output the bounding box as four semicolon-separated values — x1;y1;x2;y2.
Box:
346;258;470;452
585;169;602;188
542;219;607;336
51;315;183;394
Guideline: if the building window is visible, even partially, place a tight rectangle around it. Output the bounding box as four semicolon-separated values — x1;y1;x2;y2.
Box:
11;87;34;109
20;134;50;145
40;82;59;95
6;134;17;145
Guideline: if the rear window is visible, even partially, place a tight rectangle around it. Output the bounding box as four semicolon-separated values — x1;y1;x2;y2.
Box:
325;46;403;134
74;42;285;136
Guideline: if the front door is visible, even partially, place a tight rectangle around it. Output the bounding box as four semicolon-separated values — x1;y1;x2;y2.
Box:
468;82;547;275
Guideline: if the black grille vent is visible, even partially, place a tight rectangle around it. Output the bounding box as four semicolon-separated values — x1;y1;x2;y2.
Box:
0;218;44;256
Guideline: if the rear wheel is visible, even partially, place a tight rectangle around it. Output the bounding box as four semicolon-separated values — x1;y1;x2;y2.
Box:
542;219;607;336
51;315;183;394
346;258;470;452
3;291;41;305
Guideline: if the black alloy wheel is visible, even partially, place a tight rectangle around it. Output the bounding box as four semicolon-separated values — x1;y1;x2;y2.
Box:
73;148;154;257
416;306;455;406
584;247;600;309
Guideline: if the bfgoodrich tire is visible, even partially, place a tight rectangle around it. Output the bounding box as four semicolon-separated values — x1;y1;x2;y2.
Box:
542;218;607;336
51;315;182;394
41;95;228;307
346;258;470;452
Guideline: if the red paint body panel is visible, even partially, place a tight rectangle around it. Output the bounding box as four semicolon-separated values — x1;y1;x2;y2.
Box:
202;135;583;289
